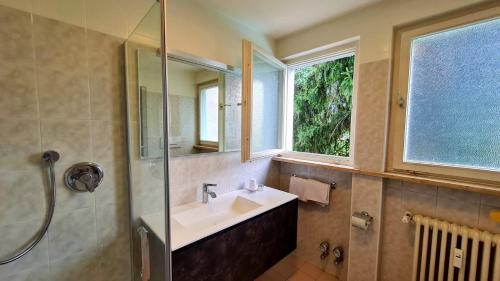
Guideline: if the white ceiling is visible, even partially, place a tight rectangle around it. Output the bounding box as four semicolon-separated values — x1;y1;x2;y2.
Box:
131;2;161;42
0;0;155;38
0;0;383;40
191;0;383;38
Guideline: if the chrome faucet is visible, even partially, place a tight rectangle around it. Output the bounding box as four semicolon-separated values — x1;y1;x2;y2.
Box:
202;183;217;203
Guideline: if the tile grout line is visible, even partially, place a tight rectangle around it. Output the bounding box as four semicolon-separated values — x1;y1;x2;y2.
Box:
28;0;52;276
82;0;100;276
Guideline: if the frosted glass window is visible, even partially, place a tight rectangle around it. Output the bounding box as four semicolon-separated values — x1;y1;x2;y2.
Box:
224;74;242;151
199;86;219;142
404;18;500;171
251;52;283;153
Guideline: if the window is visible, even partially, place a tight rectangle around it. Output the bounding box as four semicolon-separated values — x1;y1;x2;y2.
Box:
251;51;284;154
198;81;219;144
241;40;357;163
388;5;500;182
289;55;355;159
241;41;287;161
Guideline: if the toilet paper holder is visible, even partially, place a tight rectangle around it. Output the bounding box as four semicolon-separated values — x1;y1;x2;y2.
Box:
351;211;373;230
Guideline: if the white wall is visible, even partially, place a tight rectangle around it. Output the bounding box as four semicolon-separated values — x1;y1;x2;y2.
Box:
130;0;276;67
195;70;219;84
277;0;484;64
167;0;275;67
168;63;197;97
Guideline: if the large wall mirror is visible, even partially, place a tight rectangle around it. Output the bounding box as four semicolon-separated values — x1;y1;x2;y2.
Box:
136;48;242;158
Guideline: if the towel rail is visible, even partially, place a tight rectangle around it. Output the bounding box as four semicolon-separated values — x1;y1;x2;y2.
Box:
291;174;336;190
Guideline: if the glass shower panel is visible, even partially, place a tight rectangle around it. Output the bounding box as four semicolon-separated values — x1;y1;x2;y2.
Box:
138;49;164;159
124;2;169;281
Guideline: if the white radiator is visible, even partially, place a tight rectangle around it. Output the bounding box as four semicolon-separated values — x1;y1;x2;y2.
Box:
407;214;500;281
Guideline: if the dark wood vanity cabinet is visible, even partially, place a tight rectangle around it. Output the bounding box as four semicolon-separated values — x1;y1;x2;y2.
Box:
172;199;298;281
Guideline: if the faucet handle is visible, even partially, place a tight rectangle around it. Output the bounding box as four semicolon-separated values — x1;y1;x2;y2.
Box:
203;183;217;188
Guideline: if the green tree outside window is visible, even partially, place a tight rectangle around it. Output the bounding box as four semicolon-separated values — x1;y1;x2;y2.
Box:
293;56;354;157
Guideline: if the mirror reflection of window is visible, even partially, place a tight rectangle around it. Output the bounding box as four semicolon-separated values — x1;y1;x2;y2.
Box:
134;47;241;158
199;82;219;145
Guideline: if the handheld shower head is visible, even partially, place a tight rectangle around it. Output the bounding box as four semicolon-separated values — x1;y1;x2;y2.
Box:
42;151;60;164
1;150;60;265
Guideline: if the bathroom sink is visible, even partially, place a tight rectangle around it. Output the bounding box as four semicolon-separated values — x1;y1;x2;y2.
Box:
172;196;262;231
141;187;298;250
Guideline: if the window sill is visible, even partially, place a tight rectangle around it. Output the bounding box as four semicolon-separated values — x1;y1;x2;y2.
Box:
278;151;351;166
193;145;218;152
272;156;500;196
273;155;357;173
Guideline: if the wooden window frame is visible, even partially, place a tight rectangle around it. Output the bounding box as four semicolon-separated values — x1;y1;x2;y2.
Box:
387;3;500;184
242;40;288;162
197;79;219;148
242;40;360;164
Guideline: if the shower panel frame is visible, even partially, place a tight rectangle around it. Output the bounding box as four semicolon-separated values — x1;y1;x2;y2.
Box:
160;0;173;280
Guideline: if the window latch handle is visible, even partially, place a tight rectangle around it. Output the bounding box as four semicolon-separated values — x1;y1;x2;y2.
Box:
397;92;405;109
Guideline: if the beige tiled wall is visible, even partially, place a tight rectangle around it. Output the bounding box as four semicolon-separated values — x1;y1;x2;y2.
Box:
170;152;280;206
353;59;390;173
380;180;500;281
0;5;130;281
347;175;382;281
278;162;352;281
345;59;388;281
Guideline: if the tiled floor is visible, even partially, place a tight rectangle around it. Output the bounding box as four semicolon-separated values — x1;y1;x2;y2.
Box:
255;253;338;281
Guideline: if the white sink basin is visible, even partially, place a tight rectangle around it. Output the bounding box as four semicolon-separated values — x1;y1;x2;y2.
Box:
141;187;297;250
172;196;262;231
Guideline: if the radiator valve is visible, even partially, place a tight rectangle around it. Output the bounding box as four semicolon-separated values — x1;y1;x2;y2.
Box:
402;211;414;224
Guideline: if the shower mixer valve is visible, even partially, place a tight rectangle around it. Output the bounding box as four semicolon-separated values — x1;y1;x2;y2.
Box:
64;162;104;192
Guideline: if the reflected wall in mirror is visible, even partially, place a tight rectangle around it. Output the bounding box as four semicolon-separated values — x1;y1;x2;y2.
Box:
136;49;242;158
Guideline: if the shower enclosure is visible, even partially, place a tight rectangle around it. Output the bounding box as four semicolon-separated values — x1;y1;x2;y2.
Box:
0;1;171;280
124;2;172;280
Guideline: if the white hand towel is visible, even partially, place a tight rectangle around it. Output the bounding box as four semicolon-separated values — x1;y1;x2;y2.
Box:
303;179;330;206
289;176;308;202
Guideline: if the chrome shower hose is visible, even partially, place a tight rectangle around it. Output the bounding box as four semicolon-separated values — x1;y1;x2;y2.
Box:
0;151;59;265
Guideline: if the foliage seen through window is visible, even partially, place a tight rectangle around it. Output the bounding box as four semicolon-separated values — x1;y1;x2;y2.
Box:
292;56;354;157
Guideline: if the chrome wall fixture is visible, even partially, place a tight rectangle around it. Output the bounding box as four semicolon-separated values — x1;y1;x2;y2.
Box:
320;241;330;260
333;246;344;264
291;174;337;190
0;154;105;265
64;162;104;192
351;211;374;230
